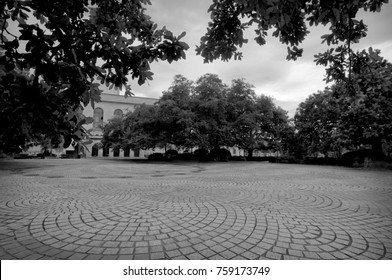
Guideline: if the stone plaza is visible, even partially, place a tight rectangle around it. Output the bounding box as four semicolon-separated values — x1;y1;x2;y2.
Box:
0;158;391;260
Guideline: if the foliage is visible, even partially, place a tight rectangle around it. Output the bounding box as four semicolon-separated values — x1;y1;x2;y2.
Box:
156;75;195;149
295;48;392;160
338;48;392;158
0;0;189;153
101;116;125;150
192;74;231;149
295;88;343;157
122;104;161;150
226;80;289;158
197;0;387;62
197;1;390;161
113;74;291;158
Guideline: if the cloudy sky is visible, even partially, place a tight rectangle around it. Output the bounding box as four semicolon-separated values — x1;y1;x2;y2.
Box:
126;0;392;116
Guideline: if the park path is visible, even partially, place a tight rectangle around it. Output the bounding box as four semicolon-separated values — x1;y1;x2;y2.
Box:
0;158;391;260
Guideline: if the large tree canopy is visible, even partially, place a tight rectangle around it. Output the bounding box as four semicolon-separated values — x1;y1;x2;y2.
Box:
226;79;290;158
103;74;291;158
295;88;342;157
0;0;189;153
197;0;387;62
295;48;392;160
192;73;231;149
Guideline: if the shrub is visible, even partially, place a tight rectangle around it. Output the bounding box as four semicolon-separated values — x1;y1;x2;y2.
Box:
177;153;196;160
209;148;232;161
230;156;247;161
303;157;340;166
148;153;165;161
246;156;277;162
368;160;392;170
165;149;179;161
194;149;209;161
341;149;373;167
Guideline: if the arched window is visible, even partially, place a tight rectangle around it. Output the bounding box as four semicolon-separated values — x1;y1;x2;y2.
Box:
93;107;104;128
113;109;123;118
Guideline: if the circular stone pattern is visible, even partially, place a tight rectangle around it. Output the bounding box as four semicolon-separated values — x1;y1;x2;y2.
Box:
0;159;391;260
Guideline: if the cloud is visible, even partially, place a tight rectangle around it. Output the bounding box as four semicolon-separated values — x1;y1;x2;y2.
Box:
130;1;392;115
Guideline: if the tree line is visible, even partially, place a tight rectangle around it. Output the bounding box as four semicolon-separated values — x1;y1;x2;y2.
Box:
102;74;291;159
102;46;392;162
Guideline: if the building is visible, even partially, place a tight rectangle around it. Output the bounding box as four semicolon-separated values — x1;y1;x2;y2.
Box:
23;91;259;159
81;93;247;159
81;93;159;158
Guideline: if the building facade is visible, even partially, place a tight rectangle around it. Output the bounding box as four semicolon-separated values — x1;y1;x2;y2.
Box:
82;93;159;158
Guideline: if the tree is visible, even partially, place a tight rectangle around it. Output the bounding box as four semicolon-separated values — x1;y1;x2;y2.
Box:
294;88;343;158
122;104;161;151
192;73;231;150
197;0;387;62
103;74;292;159
252;95;290;156
337;48;392;159
0;0;189;153
155;75;195;149
226;79;290;158
227;78;258;158
295;48;392;160
269;105;292;154
101;116;125;151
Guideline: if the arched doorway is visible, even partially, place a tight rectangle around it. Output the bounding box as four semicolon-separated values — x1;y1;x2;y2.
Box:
113;147;120;157
92;143;99;157
124;147;130;157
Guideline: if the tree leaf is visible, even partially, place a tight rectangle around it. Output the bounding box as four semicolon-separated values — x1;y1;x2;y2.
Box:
177;31;186;40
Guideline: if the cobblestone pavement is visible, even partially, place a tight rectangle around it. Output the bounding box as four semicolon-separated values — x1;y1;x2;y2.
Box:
1;158;391;260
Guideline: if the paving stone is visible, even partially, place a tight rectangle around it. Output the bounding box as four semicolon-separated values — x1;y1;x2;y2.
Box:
187;252;205;260
1;159;391;260
200;248;216;258
68;253;89;260
54;251;75;259
103;248;120;255
317;252;336;259
88;247;105;254
283;255;301;260
134;254;150;260
23;253;46;260
331;251;349;259
241;251;259;259
119;248;134;255
272;246;287;255
180;247;196;255
150;252;165;259
74;245;91;253
192;243;208;251
165;250;182;258
288;249;304;258
303;251;321;259
265;251;282;260
290;244;305;250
